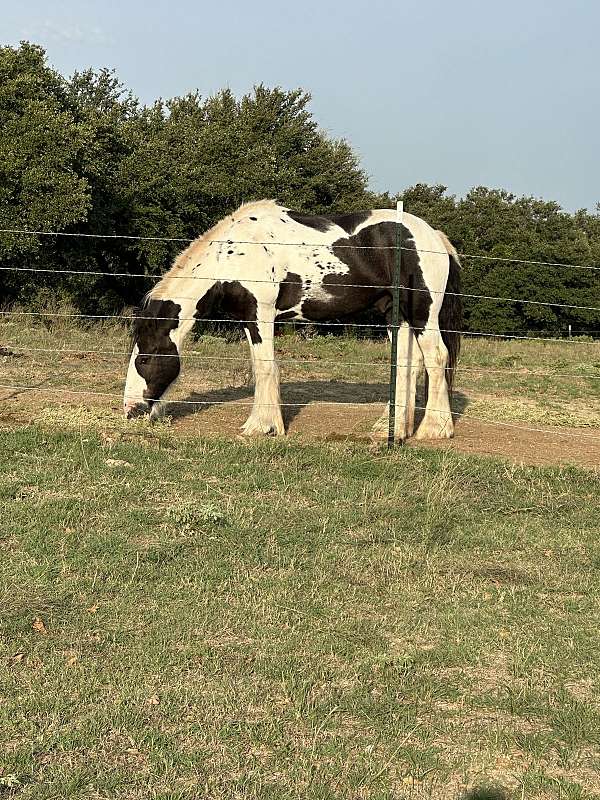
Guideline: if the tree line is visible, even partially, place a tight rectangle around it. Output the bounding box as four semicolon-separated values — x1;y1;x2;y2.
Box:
1;42;599;335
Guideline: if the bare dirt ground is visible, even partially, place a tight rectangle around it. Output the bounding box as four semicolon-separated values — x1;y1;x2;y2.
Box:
167;384;600;469
3;382;596;470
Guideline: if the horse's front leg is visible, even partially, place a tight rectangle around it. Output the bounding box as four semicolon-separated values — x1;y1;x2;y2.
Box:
241;311;285;436
371;322;421;442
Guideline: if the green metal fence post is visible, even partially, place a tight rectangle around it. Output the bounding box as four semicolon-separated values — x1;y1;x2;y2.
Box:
387;200;403;448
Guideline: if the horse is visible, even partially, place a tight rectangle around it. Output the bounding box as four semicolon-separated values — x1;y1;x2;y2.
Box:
123;199;462;440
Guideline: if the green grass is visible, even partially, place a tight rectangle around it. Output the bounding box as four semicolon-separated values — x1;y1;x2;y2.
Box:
2;426;600;798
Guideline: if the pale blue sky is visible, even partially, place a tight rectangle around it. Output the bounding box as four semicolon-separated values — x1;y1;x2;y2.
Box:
3;0;598;211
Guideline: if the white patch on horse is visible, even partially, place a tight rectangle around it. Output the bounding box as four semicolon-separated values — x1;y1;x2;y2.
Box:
123;344;146;415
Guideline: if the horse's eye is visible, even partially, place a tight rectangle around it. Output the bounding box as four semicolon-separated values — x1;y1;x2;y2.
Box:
138;356;149;365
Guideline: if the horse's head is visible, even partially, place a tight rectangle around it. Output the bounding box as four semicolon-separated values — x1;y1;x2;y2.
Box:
124;298;182;419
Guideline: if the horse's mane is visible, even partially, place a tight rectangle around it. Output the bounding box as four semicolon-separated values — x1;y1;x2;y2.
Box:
149;199;281;299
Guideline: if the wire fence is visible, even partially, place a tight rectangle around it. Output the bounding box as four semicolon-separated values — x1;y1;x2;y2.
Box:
4;263;600;315
1;222;599;447
1;380;599;442
2;226;600;272
0;309;596;347
3;341;600;381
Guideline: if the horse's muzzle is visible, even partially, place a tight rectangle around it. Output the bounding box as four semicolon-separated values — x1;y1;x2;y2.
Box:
124;400;151;419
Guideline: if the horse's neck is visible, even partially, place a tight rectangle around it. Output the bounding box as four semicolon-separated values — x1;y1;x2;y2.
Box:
159;237;249;344
168;277;222;345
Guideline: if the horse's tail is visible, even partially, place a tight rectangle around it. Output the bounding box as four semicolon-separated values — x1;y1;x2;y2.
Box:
436;230;462;393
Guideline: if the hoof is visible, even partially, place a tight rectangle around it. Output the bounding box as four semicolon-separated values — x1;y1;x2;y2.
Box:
371;411;409;443
414;418;454;440
241;417;285;437
369;427;405;444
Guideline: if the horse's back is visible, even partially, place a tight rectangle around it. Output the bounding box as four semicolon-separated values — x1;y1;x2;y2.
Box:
264;207;450;327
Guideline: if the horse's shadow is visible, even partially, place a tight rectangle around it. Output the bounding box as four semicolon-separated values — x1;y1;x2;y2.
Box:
169;380;470;428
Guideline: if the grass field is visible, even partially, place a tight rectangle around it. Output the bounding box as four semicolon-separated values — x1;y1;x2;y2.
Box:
1;320;600;798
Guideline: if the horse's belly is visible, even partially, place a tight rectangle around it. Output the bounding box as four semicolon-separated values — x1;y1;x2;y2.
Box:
275;255;383;323
278;286;380;323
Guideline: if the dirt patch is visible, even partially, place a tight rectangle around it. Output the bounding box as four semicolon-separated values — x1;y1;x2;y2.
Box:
166;385;600;468
167;384;600;469
420;417;600;469
1;379;599;470
2;327;599;469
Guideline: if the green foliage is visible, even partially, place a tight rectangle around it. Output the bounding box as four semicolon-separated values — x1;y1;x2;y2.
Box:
0;43;91;306
0;44;370;314
1;42;599;335
388;184;600;335
0;43;90;246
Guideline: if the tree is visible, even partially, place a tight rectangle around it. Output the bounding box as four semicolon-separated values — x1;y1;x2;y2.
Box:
0;42;90;306
394;185;600;335
1;42;599;334
0;46;372;313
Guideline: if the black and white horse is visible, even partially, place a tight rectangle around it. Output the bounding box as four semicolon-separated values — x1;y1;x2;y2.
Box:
124;200;461;440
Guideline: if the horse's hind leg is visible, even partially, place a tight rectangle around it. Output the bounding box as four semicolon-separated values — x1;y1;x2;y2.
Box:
241;311;285;436
372;322;421;441
414;327;454;439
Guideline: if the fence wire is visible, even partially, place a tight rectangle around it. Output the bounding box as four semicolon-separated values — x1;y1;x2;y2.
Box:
2;226;600;272
1;309;598;347
1;224;599;446
1;263;600;315
1;382;598;442
2;342;600;381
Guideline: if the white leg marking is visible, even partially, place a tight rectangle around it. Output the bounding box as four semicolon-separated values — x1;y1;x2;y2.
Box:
241;310;285;436
123;344;147;416
414;327;454;439
372;323;422;441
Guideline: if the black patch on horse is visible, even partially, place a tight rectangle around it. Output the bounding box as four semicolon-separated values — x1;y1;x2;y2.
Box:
195;281;262;344
300;222;432;329
133;299;181;403
286;211;331;232
276;272;303;312
286;210;371;235
274;310;296;322
195;282;224;318
326;211;371;234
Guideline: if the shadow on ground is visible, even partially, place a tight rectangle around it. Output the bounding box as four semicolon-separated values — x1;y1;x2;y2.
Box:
461;788;510;800
169;380;470;428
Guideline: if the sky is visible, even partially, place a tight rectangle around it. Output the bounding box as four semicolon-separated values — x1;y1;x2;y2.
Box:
2;0;598;212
